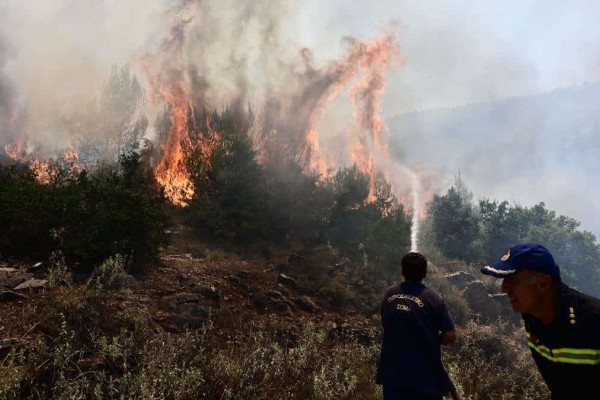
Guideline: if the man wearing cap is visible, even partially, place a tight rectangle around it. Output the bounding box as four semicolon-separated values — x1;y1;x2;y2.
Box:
481;242;600;399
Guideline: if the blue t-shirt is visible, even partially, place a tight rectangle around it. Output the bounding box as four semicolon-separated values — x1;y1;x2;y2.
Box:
376;281;456;396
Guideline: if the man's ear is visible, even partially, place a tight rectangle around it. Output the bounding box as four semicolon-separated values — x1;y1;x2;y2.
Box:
537;273;552;290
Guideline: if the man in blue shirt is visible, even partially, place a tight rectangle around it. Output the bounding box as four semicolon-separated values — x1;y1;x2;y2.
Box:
376;252;460;400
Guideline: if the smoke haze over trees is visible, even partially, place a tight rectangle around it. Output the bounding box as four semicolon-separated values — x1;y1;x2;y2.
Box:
3;3;600;398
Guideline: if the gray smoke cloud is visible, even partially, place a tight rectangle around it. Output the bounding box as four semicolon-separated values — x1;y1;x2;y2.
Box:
0;0;167;152
0;0;331;153
3;0;600;237
0;12;18;147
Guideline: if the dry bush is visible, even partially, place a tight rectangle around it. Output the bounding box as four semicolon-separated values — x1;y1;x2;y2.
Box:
440;285;471;326
446;320;550;400
2;292;381;399
317;281;352;312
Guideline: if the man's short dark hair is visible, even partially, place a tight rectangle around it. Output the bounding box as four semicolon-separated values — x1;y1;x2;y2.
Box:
402;252;427;281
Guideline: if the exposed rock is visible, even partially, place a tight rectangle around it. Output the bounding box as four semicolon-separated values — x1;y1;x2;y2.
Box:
267;290;286;301
0;290;29;302
269;299;293;316
444;271;478;289
195;283;221;302
444;271;520;324
0;271;8;287
5;273;28;289
277;273;297;289
490;293;521;324
158;293;211;332
237;270;252;279
111;274;137;290
171;304;211;331
462;280;501;319
296;296;319;313
26;262;44;272
0;268;17;273
14;278;47;290
0;338;16;358
161;254;196;262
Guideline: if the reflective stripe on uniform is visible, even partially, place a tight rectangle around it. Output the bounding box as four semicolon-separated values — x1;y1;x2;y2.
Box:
526;332;600;365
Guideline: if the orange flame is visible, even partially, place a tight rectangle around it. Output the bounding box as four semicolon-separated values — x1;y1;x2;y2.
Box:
30;159;53;184
140;19;197;207
3;141;83;184
4;140;28;161
302;27;400;202
153;87;195;207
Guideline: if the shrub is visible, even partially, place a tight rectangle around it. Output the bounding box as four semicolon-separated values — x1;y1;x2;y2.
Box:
0;153;170;269
3;301;381;400
446;320;550;399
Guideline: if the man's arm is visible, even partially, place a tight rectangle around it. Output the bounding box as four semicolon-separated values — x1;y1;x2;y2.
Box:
440;330;457;346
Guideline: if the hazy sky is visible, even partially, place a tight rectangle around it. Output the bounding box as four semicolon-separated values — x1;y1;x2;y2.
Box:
304;0;600;237
298;0;600;114
4;0;598;114
2;0;600;235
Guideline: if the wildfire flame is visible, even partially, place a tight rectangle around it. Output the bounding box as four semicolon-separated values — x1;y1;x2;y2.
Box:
1;6;437;226
3;140;84;184
140;17;197;207
4;140;28;161
300;28;400;202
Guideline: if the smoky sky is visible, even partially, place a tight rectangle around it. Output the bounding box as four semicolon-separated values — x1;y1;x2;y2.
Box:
0;13;16;144
2;0;600;236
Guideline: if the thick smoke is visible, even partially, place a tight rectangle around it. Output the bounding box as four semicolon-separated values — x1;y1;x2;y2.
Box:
0;0;166;154
0;18;18;150
5;1;598;236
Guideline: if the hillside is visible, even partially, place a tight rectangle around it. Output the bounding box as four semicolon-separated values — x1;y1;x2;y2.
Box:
0;217;552;399
0;221;381;343
0;219;387;398
386;82;600;237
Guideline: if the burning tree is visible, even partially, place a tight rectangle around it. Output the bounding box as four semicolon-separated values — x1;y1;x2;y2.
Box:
72;65;148;167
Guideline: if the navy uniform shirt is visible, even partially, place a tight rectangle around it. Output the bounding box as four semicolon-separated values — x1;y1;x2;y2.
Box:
376;281;456;396
523;283;600;400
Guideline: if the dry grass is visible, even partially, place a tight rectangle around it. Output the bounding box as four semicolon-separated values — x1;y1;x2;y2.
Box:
0;232;553;399
1;295;382;399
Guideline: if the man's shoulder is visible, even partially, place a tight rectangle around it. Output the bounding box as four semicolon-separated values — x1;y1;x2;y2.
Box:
383;284;401;297
564;285;600;310
421;286;444;301
562;284;600;328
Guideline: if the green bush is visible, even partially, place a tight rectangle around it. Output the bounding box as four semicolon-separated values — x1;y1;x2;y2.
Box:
0;164;58;257
186;131;268;245
446;320;550;399
0;153;170;269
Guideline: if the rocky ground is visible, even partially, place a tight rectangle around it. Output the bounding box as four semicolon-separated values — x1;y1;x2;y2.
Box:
0;223;382;359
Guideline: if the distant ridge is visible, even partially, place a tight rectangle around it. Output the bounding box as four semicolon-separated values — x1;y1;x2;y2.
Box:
387;81;600;118
385;80;600;237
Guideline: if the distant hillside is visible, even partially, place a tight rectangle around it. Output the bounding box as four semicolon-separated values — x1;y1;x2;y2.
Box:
386;82;600;236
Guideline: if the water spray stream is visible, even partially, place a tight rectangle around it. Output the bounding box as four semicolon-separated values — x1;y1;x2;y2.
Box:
385;159;424;253
410;172;421;252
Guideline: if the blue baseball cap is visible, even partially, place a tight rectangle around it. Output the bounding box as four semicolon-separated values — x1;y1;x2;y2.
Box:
481;243;561;279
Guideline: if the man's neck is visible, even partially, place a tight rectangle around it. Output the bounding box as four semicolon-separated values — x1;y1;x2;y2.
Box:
532;291;560;325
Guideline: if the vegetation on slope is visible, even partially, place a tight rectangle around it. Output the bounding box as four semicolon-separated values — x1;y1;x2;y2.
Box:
6;97;600;398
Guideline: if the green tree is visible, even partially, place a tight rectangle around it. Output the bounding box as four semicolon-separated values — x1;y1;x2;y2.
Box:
524;203;600;294
427;176;480;261
263;160;334;245
187;131;267;244
327;164;371;253
0;164;57;257
73;64;148;166
362;174;411;272
0;154;170;268
57;153;170;267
